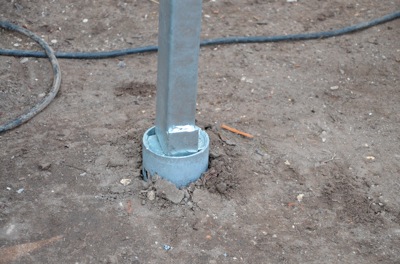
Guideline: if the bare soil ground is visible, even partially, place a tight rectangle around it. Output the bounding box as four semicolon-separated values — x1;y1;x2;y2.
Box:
1;0;400;263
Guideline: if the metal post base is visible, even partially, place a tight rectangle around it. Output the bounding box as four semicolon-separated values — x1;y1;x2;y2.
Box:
142;126;209;187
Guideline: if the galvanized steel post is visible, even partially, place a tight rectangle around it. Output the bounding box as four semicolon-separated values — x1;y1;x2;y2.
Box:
142;0;209;187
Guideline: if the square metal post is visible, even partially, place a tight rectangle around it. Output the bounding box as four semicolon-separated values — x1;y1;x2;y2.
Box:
155;0;202;156
142;0;209;187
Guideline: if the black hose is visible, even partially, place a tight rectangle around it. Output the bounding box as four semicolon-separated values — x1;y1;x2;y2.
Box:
0;21;61;133
0;11;399;133
1;11;399;59
200;11;400;45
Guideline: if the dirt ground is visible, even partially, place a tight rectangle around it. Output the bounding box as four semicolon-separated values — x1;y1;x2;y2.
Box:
1;0;400;263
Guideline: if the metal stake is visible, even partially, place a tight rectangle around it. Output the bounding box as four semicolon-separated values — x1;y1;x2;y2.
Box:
142;0;209;187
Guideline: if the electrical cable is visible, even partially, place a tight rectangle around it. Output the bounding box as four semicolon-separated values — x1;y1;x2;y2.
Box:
200;11;400;46
0;21;61;133
1;11;399;59
0;11;399;133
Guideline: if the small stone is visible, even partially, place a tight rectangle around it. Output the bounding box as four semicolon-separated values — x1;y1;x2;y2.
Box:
141;199;146;205
321;131;327;143
216;182;227;194
330;86;339;90
297;193;304;202
366;156;375;161
38;162;51;171
378;196;388;205
147;190;155;201
163;245;172;251
155;179;184;204
50;39;57;44
82;18;89;23
20;58;29;64
120;178;131;186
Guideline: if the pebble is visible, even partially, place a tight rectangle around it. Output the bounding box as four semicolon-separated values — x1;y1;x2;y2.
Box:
216;182;227;194
20;58;29;64
147;190;156;201
51;39;58;44
240;76;253;83
38;162;51;171
120;178;131;186
82;18;89;23
155;179;184;204
297;193;304;202
163;244;172;251
366;156;375;161
321;131;327;142
330;86;339;90
378;196;388;205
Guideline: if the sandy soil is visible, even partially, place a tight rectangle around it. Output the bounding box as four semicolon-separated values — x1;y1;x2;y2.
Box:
1;0;400;263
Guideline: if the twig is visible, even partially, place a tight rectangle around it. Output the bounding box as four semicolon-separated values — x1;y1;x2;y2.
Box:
221;124;254;138
0;235;63;263
149;0;159;4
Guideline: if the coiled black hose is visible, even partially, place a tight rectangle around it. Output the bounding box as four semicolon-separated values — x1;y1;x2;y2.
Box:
0;11;399;133
0;21;61;133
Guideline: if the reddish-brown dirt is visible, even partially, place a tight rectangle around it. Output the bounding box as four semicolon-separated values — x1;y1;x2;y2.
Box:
1;0;400;263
